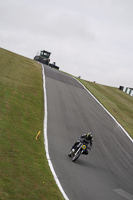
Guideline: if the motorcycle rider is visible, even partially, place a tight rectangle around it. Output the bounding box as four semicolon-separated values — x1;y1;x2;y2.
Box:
70;132;93;155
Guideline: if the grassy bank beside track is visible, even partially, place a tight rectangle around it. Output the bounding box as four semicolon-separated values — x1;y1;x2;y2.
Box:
77;78;133;139
0;48;64;200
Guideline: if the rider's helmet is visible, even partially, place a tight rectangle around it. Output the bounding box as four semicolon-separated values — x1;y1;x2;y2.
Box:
87;132;93;139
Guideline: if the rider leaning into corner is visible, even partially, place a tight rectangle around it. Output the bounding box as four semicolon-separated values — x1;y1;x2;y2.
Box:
70;132;93;155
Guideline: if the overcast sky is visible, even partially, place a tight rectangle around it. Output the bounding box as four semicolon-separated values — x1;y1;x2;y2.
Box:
1;0;133;87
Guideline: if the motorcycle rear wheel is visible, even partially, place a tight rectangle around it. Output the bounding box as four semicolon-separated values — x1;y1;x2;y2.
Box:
68;148;75;157
68;151;72;157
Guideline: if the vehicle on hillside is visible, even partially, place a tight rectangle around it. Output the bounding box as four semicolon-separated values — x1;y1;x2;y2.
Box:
34;50;51;65
34;50;59;70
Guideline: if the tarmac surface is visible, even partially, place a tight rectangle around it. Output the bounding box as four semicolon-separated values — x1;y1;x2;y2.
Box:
44;64;133;200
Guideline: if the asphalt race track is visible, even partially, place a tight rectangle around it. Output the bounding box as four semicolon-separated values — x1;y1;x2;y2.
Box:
43;65;133;200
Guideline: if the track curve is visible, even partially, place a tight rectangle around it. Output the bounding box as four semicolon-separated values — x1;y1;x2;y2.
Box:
43;65;133;200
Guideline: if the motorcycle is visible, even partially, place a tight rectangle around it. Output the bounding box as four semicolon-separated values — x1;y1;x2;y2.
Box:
68;141;88;162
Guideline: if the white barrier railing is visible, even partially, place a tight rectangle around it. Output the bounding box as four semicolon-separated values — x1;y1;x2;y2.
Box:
123;87;133;97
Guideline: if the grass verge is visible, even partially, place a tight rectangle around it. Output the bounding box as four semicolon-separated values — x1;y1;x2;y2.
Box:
0;47;64;200
77;78;133;139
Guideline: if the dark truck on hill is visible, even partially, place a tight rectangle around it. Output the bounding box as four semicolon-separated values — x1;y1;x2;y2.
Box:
34;50;51;65
34;50;59;70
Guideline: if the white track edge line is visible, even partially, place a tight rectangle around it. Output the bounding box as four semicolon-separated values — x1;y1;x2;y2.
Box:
74;77;133;143
42;65;69;200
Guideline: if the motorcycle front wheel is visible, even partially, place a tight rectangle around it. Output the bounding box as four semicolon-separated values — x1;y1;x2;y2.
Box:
72;152;81;162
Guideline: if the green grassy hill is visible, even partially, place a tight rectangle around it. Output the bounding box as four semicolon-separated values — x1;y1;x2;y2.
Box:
0;47;64;200
0;47;132;200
